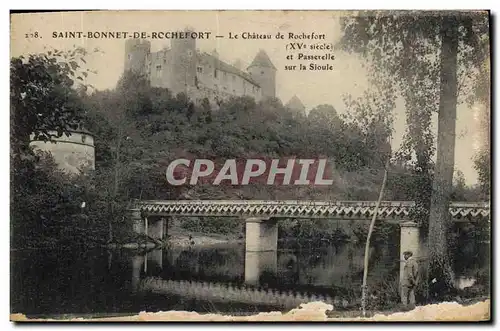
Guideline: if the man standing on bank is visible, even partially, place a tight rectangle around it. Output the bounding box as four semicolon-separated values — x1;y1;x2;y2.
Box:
401;250;419;309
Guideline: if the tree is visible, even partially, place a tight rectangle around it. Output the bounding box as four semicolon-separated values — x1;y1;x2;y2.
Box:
338;11;489;297
342;89;394;165
10;47;93;150
361;158;389;316
451;170;467;201
10;48;97;247
474;148;490;200
308;104;340;127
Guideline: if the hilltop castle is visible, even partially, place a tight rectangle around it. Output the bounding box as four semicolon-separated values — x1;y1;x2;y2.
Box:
123;30;277;107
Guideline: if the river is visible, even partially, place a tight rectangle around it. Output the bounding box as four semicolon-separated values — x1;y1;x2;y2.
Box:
11;240;489;319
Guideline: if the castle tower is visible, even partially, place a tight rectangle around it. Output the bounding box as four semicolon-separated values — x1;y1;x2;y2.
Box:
170;28;197;96
124;39;151;75
285;95;306;115
247;49;277;99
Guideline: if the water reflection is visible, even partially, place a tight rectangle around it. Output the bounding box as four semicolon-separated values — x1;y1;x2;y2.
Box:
244;251;277;286
11;240;489;317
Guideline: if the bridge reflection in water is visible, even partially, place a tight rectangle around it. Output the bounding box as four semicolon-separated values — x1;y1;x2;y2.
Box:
125;246;361;310
120;241;397;312
132;200;490;293
244;251;277;286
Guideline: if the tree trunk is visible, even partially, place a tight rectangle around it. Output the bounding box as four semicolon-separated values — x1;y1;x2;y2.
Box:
361;161;389;316
427;15;459;299
109;120;124;242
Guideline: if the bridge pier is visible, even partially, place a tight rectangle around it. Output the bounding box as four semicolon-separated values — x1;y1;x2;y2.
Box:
147;249;163;273
130;208;144;234
245;217;278;252
399;220;421;301
244;251;278;286
244;217;278;286
148;217;167;240
131;255;144;292
129;209;169;241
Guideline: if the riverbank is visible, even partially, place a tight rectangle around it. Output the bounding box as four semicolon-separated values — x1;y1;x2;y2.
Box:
165;226;245;248
11;299;490;322
167;233;243;248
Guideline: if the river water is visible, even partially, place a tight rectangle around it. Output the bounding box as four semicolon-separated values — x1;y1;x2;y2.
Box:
11;240;489;318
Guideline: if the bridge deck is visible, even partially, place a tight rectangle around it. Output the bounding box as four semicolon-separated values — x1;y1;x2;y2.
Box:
134;200;490;221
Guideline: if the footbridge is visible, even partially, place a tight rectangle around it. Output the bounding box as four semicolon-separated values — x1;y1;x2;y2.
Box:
127;200;490;290
133;200;490;221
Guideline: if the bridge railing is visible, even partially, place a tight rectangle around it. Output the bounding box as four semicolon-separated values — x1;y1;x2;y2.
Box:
131;200;490;222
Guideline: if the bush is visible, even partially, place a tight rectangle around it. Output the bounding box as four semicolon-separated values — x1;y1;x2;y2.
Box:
11;149;124;249
180;217;242;235
369;276;401;310
278;219;350;243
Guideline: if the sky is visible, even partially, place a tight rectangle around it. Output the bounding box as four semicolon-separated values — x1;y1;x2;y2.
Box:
10;11;489;185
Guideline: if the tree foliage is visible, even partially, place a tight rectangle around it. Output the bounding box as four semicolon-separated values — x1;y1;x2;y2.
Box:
10;47;94;148
11;32;488;253
337;10;490;297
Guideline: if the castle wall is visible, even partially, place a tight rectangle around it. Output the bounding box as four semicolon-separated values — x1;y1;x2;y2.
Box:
194;54;262;104
248;66;276;99
29;131;95;174
169;36;197;96
124;36;274;106
124;39;151;75
212;68;261;100
149;49;173;90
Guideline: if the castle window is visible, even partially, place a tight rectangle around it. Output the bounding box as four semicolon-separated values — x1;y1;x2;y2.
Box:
214;69;218;78
156;65;161;77
261;70;264;75
187;50;193;57
81;135;86;143
197;66;203;74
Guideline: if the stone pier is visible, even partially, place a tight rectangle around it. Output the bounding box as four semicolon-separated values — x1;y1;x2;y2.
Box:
244;251;278;286
147;249;163;272
131;255;144;292
130;208;144;234
245;217;278;252
147;217;165;240
129;209;169;241
244;217;279;286
399;220;421;301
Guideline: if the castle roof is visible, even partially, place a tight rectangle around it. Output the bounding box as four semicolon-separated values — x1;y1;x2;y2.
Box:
248;49;276;70
286;95;306;112
198;52;261;87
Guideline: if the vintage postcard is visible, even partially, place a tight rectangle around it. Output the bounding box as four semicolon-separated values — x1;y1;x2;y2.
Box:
10;10;491;322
